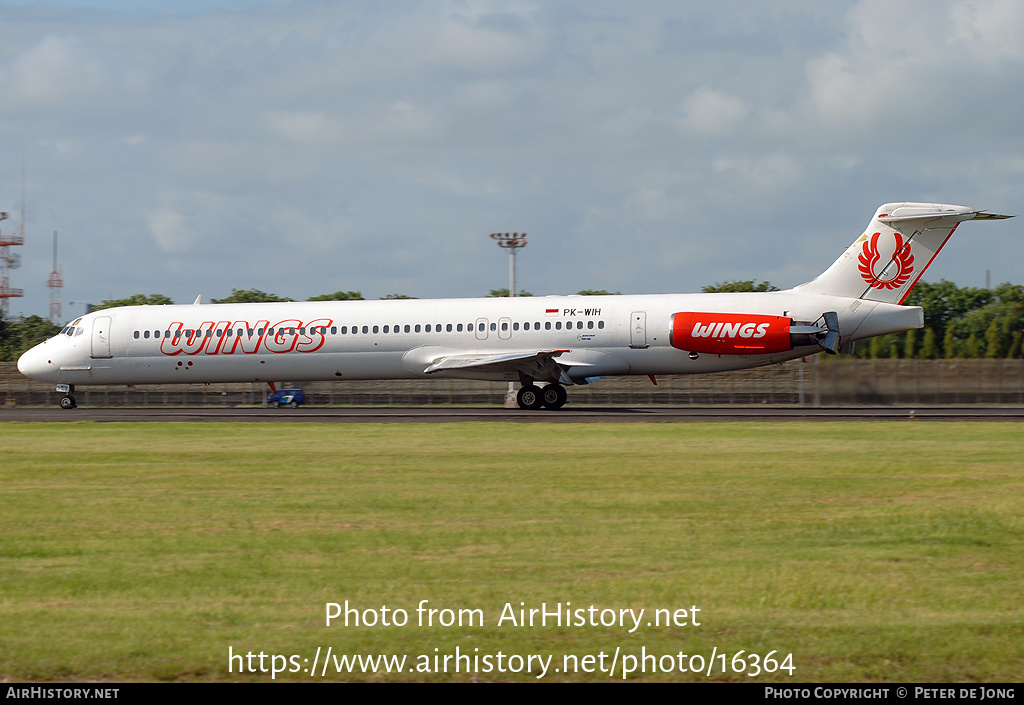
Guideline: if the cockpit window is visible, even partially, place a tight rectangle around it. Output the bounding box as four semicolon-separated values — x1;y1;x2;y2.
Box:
58;318;84;339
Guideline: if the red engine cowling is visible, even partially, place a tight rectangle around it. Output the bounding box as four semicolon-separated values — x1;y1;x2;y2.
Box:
670;312;794;355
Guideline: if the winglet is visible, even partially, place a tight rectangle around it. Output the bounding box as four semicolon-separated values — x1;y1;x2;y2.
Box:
192;295;202;305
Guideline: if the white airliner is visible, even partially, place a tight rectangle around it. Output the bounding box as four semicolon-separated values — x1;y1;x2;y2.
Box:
17;202;1011;410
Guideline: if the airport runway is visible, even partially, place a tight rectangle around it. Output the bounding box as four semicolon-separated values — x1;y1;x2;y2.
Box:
2;406;1024;423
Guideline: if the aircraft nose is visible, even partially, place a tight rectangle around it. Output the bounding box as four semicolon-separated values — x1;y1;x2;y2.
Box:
17;344;50;380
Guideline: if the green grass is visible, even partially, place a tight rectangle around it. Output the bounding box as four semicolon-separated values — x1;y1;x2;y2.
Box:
1;422;1022;681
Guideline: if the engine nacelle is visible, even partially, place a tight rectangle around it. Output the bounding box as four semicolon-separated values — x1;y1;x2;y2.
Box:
670;312;794;355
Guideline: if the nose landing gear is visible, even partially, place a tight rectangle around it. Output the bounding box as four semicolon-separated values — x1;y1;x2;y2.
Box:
55;384;77;409
516;383;567;410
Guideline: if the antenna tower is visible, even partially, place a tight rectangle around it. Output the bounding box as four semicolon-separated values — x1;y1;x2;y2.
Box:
47;231;63;322
0;156;26;317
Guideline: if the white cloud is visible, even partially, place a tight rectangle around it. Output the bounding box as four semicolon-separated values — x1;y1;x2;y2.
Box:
147;203;188;254
803;0;1024;141
679;88;748;136
265;111;344;145
5;35;109;109
712;152;803;193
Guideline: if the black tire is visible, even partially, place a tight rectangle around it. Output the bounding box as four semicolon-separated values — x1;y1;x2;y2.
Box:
290;401;298;408
60;395;76;410
516;385;544;410
540;384;567;409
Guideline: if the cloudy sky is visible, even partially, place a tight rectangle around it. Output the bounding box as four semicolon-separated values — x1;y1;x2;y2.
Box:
1;0;1022;319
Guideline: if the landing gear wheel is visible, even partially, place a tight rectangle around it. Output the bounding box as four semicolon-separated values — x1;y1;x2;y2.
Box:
59;395;77;409
540;384;567;409
516;385;544;410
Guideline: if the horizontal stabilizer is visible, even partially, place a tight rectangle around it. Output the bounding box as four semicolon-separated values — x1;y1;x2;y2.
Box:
878;209;1013;224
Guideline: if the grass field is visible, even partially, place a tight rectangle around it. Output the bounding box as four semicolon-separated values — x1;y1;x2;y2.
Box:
1;421;1022;682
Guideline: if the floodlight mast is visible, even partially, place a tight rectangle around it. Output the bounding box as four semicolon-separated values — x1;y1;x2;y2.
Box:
489;232;527;298
490;232;527;407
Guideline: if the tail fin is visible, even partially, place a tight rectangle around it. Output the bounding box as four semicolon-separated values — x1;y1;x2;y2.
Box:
794;203;1011;304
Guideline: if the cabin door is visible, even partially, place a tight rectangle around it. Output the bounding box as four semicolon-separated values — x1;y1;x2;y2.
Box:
629;311;648;349
91;316;112;358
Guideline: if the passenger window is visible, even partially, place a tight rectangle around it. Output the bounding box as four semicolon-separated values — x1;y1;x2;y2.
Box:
134;331;140;339
588;320;594;329
545;322;551;330
383;325;389;334
415;324;421;333
599;321;605;329
457;323;463;332
513;322;519;331
490;323;496;332
468;323;474;332
425;324;432;333
446;324;453;332
555;322;562;330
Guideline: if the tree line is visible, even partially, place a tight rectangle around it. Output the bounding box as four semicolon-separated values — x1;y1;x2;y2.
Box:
2;281;1022;361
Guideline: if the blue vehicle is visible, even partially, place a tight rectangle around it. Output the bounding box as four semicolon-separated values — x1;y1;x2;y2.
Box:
268;388;305;408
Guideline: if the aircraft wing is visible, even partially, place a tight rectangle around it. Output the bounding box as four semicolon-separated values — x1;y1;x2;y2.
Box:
423;349;578;385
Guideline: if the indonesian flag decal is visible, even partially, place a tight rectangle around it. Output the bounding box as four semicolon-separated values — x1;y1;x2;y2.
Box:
545;308;559;316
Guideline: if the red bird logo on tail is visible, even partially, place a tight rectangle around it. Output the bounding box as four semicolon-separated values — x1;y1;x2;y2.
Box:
858;231;914;290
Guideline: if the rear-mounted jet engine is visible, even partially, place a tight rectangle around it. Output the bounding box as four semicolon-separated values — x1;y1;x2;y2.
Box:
670;311;840;356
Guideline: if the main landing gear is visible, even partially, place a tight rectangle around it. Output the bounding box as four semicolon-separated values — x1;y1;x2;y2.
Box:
516;383;567;410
